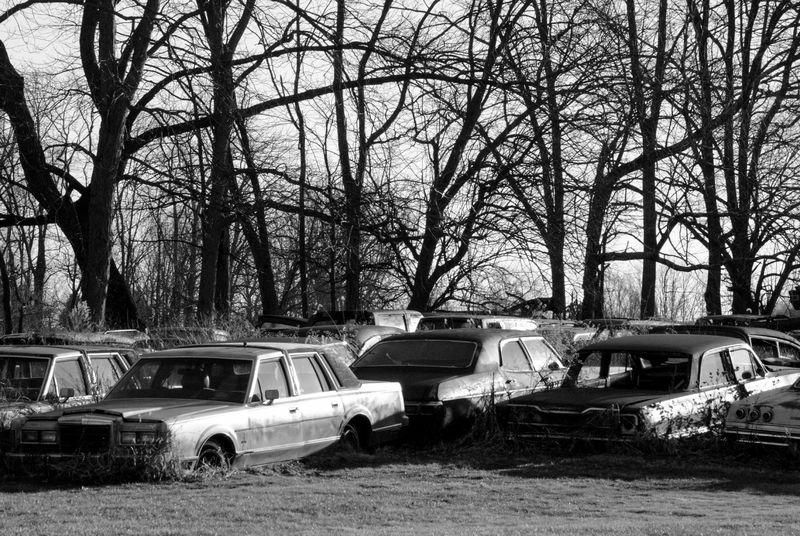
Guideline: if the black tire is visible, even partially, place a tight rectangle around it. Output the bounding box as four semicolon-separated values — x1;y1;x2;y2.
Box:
340;422;362;452
196;439;231;471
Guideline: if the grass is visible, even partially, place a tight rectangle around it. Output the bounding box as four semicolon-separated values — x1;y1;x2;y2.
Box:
2;442;800;535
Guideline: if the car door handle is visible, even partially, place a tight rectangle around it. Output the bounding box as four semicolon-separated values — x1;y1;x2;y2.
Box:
331;402;339;408
289;407;299;413
506;379;516;385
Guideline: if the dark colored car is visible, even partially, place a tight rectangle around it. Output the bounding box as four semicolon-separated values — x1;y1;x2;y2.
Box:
650;324;800;369
350;329;565;436
497;334;800;441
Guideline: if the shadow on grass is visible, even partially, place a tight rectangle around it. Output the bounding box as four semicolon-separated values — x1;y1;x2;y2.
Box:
298;432;800;496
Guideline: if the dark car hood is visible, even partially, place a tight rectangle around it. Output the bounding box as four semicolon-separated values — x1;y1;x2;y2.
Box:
352;367;466;400
506;388;678;411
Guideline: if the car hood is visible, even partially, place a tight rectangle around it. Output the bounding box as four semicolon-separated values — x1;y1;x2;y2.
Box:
41;398;242;424
506;388;678;411
0;401;55;429
352;367;468;400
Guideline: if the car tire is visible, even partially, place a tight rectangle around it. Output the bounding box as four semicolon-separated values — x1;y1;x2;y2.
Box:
196;439;231;470
339;422;362;452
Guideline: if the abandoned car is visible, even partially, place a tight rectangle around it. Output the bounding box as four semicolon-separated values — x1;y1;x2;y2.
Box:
724;377;800;449
0;345;130;450
650;324;800;370
350;329;565;436
496;334;800;441
5;342;407;470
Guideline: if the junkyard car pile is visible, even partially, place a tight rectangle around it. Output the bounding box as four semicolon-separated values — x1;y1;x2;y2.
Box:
5;319;800;475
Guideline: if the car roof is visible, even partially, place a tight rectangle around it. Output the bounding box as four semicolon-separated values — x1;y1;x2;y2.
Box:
651;324;800;344
0;345;85;358
579;334;747;355
376;328;543;343
144;341;335;360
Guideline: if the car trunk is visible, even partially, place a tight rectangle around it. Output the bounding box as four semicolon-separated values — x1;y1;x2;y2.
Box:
352;367;467;401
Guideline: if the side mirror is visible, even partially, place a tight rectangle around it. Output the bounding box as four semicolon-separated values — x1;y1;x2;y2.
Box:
740;371;753;381
59;387;75;401
263;389;280;402
548;361;561;371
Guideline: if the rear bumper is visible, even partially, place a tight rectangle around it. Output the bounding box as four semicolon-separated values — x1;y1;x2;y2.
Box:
725;424;799;447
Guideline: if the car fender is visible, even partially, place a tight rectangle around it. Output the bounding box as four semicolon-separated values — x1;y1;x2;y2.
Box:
190;423;243;457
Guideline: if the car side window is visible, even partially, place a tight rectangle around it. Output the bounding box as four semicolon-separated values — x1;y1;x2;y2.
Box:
698;351;728;388
51;358;88;396
255;359;290;401
91;355;124;392
500;340;532;371
608;352;633;375
521;338;561;370
751;338;779;360
576;352;603;384
778;342;800;361
293;355;332;394
728;348;762;381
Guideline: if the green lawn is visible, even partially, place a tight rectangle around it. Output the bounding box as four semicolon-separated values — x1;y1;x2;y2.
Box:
1;445;799;535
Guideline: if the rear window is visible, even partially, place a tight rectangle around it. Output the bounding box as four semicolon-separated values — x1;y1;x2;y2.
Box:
355;340;478;368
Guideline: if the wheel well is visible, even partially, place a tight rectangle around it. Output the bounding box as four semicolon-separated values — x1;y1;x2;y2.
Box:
347;414;372;446
203;434;236;459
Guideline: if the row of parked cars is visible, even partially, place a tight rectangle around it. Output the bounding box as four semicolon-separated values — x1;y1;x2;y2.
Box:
2;313;800;474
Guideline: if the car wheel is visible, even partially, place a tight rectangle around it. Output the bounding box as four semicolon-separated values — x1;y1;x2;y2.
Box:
196;439;231;471
340;422;362;452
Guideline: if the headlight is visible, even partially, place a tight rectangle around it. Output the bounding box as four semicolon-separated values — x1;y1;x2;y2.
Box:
762;410;774;423
119;425;162;445
138;432;156;444
748;408;761;421
620;414;638;434
40;431;58;443
21;430;39;443
734;407;747;420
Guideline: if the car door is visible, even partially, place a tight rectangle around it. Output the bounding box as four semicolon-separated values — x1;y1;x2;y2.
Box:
290;352;345;457
243;357;303;465
498;339;541;401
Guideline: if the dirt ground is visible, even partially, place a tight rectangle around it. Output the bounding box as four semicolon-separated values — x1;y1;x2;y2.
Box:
1;444;799;535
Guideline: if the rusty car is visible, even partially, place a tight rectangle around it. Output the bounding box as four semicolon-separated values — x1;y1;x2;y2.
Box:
5;342;407;471
0;345;130;451
724;377;800;450
350;329;565;437
496;334;800;441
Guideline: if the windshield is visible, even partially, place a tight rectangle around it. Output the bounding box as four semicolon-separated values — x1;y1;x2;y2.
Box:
0;355;50;401
107;357;253;403
355;340;478;368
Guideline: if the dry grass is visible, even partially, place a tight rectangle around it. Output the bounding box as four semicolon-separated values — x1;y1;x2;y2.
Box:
2;443;800;535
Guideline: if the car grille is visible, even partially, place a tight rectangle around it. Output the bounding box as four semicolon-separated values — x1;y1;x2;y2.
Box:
59;424;112;453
